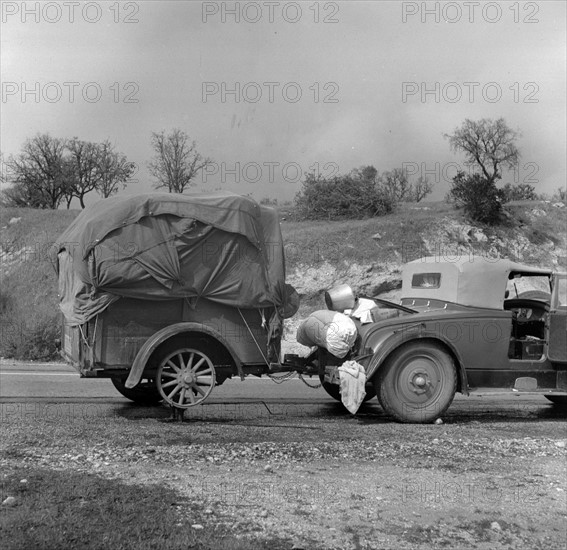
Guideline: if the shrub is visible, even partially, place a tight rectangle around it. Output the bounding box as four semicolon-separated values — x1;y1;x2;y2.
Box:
259;197;278;206
294;172;396;220
501;182;538;202
446;171;504;225
552;186;566;202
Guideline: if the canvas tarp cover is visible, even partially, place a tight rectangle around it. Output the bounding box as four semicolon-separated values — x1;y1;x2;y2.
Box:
53;192;287;326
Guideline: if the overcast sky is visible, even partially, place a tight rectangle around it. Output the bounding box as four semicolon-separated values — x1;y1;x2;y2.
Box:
1;1;565;203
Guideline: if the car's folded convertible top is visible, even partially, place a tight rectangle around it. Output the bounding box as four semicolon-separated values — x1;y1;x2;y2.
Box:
53;192;288;326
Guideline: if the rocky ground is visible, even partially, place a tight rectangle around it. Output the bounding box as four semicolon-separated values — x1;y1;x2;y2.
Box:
1;396;566;549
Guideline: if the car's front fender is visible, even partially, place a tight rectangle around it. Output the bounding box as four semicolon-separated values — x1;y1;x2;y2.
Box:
362;323;469;395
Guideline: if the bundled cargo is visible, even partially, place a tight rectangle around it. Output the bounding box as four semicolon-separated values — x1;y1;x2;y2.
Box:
296;310;357;358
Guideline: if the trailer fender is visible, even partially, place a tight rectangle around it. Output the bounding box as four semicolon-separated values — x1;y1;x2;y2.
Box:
125;322;242;389
365;331;469;396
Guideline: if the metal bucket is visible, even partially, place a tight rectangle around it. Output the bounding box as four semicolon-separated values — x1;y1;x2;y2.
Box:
325;284;356;312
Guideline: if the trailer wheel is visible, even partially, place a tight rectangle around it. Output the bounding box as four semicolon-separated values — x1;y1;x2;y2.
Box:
111;377;162;405
156;347;216;409
545;395;567;406
319;374;376;403
376;342;456;423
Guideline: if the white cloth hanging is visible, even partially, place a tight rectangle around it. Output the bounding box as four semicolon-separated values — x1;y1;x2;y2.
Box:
338;361;367;414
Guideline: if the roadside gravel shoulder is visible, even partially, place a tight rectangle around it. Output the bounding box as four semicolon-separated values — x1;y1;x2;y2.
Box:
2;406;566;550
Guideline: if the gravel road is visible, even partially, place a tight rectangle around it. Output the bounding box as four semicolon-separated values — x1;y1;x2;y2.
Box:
1;391;566;550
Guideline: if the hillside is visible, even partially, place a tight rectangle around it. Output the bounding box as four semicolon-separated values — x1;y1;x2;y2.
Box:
1;201;565;360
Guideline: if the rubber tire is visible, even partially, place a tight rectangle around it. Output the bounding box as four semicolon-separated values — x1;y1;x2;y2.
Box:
319;374;376;403
111;377;162;405
545;396;567;406
375;342;456;423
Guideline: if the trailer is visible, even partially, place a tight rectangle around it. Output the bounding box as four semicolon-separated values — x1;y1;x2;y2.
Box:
54;192;317;410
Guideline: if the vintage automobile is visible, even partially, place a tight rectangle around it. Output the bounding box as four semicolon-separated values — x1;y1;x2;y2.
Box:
321;256;567;422
55;195;566;423
54;192;303;410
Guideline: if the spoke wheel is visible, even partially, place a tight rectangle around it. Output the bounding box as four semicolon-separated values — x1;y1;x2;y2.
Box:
376;342;456;423
157;348;216;409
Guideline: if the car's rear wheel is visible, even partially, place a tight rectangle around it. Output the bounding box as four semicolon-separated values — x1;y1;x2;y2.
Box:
111;377;162;405
156;347;216;409
545;395;567;406
375;341;456;423
319;374;376;402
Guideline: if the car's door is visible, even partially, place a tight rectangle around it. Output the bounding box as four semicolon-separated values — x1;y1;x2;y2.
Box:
548;274;567;364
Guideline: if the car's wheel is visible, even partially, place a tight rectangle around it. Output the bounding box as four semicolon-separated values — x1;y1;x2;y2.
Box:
156;347;216;408
319;374;376;402
375;342;457;423
111;377;162;405
545;395;567;406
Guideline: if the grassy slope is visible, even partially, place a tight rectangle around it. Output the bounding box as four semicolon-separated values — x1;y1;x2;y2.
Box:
0;208;79;359
282;203;460;267
1;201;564;359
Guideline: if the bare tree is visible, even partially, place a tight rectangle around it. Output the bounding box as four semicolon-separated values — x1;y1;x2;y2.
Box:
96;141;134;198
4;134;68;208
412;176;433;202
379;168;411;202
66;138;107;208
148;129;212;193
445;118;520;184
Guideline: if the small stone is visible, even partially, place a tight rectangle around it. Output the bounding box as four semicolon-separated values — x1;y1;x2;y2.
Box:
434;418;443;425
372;233;382;241
204;509;213;515
432;439;439;444
192;524;204;530
9;217;21;225
554;441;565;448
264;464;273;473
490;521;502;532
260;510;268;518
2;496;17;507
20;479;28;484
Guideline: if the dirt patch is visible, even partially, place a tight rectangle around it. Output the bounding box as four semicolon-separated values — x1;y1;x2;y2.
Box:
1;399;566;549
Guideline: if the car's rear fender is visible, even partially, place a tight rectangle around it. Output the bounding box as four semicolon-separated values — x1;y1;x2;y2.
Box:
125;322;242;389
362;326;469;395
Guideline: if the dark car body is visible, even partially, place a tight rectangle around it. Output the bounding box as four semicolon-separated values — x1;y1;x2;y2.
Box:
335;257;567;422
